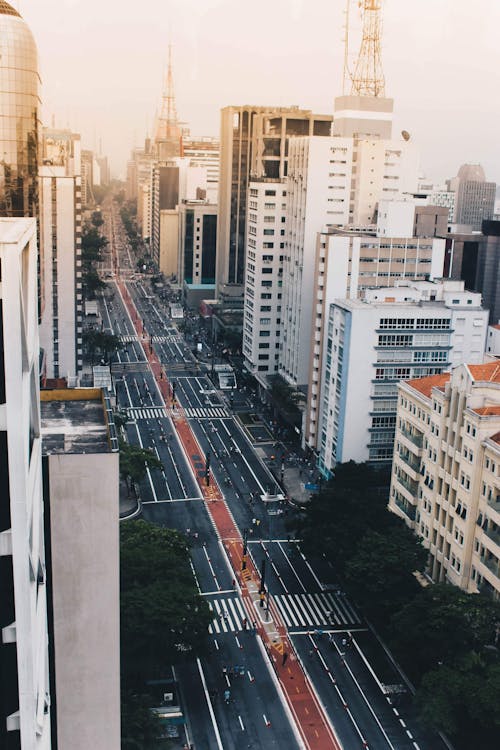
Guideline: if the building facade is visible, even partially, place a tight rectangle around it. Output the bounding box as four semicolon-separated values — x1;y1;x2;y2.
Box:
178;201;217;287
242;180;287;384
0;3;41;219
38;128;83;382
41;388;120;750
318;281;488;475
304;230;445;451
0;218;51;750
215;106;332;296
389;362;500;600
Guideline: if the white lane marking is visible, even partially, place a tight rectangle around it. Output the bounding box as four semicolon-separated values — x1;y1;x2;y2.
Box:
238;715;245;732
196;658;224;750
276;542;308;592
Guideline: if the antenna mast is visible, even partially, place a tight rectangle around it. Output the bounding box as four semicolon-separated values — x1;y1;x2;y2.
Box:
350;0;385;97
342;0;351;96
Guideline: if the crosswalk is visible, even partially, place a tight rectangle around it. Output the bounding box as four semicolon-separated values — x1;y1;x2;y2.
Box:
208;597;248;634
120;334;138;343
152;334;183;344
273;592;361;630
127;406;167;420
184;407;229;419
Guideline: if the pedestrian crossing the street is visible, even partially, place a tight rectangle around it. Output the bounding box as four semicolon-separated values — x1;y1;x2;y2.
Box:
273;591;361;630
127;406;167;420
184;407;229;419
208;597;248;634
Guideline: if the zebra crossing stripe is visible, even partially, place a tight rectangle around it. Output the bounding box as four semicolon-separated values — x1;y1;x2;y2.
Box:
207;597;248;634
298;594;323;626
274;593;360;629
227;599;242;630
282;596;308;627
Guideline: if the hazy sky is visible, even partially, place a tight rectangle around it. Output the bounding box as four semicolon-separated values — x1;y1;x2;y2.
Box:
18;0;500;182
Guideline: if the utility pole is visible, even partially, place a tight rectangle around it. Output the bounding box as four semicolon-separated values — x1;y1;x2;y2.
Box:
259;558;266;607
241;528;248;571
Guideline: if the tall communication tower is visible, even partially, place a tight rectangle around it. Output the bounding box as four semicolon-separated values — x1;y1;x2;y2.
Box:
350;0;385;97
155;43;181;142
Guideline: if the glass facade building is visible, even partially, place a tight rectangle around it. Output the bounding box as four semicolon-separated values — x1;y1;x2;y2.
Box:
0;1;41;218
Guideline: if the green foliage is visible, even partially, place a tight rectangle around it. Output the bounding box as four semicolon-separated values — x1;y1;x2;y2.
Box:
121;689;162;750
119;441;163;488
416;651;500;742
83;269;106;299
391;584;500;675
91;210;104;227
344;527;426;616
120;520;211;684
83;329;122;363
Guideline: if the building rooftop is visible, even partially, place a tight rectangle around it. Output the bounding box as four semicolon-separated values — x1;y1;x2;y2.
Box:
41;388;115;454
406;373;450;398
467;363;500;383
471;406;500;416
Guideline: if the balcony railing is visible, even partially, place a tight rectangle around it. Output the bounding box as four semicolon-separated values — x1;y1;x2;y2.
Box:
395;496;416;521
400;427;423;448
395;474;418;497
397;451;421;474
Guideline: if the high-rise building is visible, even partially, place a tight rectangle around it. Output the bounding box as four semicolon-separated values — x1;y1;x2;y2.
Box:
304;227;446;451
41;388;120;750
216;106;332;296
452;164;495;230
38;128;83;382
0;217;52;750
389;362;500;599
0;2;41;219
318;280;488;474
182;136;220;204
178;201;217;287
242;180;287;384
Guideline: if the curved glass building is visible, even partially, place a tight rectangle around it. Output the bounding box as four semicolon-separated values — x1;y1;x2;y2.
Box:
0;1;41;217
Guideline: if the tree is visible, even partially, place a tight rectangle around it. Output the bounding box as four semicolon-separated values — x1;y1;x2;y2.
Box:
83;329;122;364
91;210;104;227
120;520;212;684
416;651;500;743
83;269;106;299
390;584;500;677
121;690;162;750
119;441;163;493
343;527;427;618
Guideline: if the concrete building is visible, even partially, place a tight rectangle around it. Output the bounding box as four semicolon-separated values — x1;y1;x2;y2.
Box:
0;2;41;219
38;128;83;382
243;180;287;384
389;362;500;600
0;218;51;750
486;323;500;357
305;229;445;451
452;164;495;230
280;134;421;390
40;388;120;750
182;136;220;203
216;106;332;296
317;280;488;475
178;201;217;287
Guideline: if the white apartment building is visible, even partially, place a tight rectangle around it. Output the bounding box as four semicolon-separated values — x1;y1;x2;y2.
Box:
183;136;220;204
39;128;83;383
0;218;52;750
318;280;488;475
389;362;500;600
305;229;445;450
280;130;420;389
243;180;287;384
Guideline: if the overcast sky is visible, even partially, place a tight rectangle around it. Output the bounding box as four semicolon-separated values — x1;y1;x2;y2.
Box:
18;0;500;183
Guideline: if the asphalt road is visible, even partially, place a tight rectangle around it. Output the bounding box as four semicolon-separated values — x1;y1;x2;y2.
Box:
97;203;451;750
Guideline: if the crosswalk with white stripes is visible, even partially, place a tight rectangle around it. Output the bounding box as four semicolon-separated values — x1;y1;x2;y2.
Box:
120;334;138;343
127;406;167;420
152;334;184;344
273;592;361;630
208;597;248;634
184;407;229;419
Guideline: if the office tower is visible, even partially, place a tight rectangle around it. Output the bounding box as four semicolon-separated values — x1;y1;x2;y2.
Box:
389;361;500;599
216;106;332;296
318;280;487;473
38;128;83;382
304;226;445;450
242;180;287;383
41;388;120;750
80;150;94;206
452;164;495;230
178;200;217;290
0;2;41;218
0;218;51;750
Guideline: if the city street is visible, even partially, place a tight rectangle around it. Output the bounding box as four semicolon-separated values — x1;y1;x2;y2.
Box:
99;203;450;750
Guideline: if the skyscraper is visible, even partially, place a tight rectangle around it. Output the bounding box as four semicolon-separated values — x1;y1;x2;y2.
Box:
452;164;496;230
216;106;332;297
0;1;41;218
